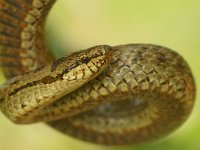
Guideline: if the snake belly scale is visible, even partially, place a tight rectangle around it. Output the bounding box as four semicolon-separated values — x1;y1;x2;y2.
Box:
0;0;195;145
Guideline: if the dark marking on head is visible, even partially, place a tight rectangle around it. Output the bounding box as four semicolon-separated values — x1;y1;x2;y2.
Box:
62;56;91;75
41;74;63;84
51;56;68;72
51;45;111;72
80;57;90;64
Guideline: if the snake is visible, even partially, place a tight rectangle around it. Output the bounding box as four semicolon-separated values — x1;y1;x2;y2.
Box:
0;0;195;145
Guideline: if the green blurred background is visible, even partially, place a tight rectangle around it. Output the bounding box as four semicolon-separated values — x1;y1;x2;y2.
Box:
0;0;200;150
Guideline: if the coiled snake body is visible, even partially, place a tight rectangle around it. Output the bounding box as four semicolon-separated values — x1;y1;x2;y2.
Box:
0;0;195;145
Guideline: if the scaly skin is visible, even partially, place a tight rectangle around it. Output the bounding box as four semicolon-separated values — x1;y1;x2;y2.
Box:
0;0;195;145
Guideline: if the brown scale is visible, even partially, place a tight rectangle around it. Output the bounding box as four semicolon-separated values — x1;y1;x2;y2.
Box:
0;0;196;146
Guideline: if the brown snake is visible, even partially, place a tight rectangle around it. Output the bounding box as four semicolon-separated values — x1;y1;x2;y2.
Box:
0;0;195;145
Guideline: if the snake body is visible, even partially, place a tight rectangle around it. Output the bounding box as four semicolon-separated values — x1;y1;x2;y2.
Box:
0;0;195;145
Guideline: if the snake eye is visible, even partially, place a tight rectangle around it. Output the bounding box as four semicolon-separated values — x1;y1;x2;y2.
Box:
80;57;90;64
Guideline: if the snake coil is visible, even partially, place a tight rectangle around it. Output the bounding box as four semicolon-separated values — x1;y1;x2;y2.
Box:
0;0;195;145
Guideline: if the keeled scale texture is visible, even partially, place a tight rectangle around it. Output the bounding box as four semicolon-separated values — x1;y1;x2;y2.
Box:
0;0;195;145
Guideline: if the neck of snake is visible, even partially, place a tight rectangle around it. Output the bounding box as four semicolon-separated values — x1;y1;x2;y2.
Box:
0;0;56;79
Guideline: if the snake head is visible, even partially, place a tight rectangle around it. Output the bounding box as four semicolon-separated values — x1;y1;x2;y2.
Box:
78;45;113;67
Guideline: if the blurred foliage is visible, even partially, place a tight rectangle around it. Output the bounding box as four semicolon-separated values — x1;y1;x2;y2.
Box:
0;0;200;150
